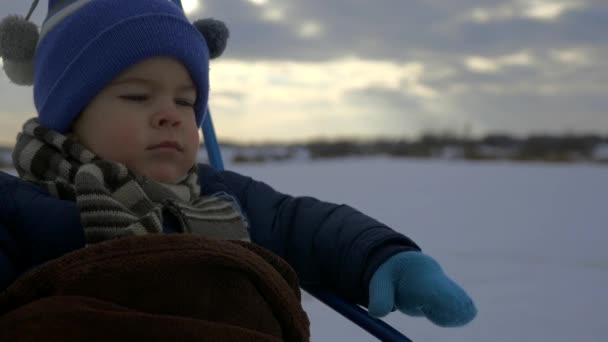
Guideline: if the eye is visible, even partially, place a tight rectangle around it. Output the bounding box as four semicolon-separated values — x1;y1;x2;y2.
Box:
175;98;195;108
120;95;148;102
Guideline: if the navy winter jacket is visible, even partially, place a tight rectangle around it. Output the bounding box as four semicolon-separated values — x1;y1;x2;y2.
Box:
0;164;420;304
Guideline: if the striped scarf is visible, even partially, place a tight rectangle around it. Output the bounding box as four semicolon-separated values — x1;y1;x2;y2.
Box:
12;118;250;244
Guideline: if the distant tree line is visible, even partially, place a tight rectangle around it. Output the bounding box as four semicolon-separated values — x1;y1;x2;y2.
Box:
304;134;608;163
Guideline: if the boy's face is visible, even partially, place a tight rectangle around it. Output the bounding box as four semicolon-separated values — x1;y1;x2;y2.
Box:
72;57;200;184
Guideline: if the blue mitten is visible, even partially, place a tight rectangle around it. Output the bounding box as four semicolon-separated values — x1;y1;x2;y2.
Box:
368;251;477;327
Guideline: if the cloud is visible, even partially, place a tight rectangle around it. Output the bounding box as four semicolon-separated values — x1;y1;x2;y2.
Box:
342;87;453;136
246;0;268;6
453;92;608;135
181;0;203;15
209;57;436;100
297;20;323;39
550;47;591;65
189;0;608;62
206;57;449;140
448;4;608;54
464;0;586;23
261;7;285;22
0;0;607;144
464;51;535;73
195;0;448;60
425;46;605;96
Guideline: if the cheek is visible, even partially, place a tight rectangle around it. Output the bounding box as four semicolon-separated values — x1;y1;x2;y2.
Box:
82;119;144;162
184;124;200;161
186;126;200;146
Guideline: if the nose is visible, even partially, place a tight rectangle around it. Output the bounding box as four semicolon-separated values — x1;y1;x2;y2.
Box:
151;102;182;129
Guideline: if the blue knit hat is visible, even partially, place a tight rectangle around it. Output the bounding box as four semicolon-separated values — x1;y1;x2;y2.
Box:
0;0;230;133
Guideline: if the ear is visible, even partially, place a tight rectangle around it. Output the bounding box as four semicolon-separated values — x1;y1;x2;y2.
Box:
192;18;229;59
0;15;39;85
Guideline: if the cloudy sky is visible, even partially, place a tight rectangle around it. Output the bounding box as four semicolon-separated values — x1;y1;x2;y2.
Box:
0;0;606;144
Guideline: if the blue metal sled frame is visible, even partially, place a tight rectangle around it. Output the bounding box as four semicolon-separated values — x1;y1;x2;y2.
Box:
172;1;412;340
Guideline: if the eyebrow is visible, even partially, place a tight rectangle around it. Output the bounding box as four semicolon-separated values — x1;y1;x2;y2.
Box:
109;77;196;91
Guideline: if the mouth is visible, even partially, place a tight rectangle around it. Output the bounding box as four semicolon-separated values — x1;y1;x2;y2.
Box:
147;141;184;151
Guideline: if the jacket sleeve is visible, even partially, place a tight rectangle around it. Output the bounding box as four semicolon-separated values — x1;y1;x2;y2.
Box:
199;165;421;305
0;222;18;291
0;171;85;291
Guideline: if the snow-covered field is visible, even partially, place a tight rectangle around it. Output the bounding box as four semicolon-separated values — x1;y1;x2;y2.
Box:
3;157;607;341
227;157;608;342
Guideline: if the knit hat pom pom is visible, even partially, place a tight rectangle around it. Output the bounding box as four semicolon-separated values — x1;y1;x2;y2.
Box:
3;59;34;85
0;15;39;85
193;18;229;59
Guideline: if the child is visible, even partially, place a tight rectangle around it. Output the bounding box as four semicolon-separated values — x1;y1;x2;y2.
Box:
0;0;476;330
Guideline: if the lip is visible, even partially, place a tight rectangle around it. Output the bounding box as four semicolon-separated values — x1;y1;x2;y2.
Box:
147;141;183;151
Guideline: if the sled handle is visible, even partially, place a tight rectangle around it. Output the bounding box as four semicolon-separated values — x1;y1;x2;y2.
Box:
304;286;413;342
202;110;224;170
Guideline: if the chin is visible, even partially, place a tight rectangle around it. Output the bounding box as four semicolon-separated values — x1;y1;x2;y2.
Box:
152;175;180;184
145;168;184;184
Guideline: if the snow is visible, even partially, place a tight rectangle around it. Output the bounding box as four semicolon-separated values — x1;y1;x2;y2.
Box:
2;157;607;341
227;157;608;342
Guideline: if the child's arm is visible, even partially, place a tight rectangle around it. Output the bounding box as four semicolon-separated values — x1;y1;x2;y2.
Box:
199;165;420;305
200;166;476;326
0;223;18;290
0;171;85;290
0;173;22;290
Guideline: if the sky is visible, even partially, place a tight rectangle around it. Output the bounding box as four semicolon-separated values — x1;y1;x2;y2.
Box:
0;0;607;145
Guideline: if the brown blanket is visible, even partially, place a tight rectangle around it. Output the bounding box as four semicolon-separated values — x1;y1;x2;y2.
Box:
0;235;310;341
